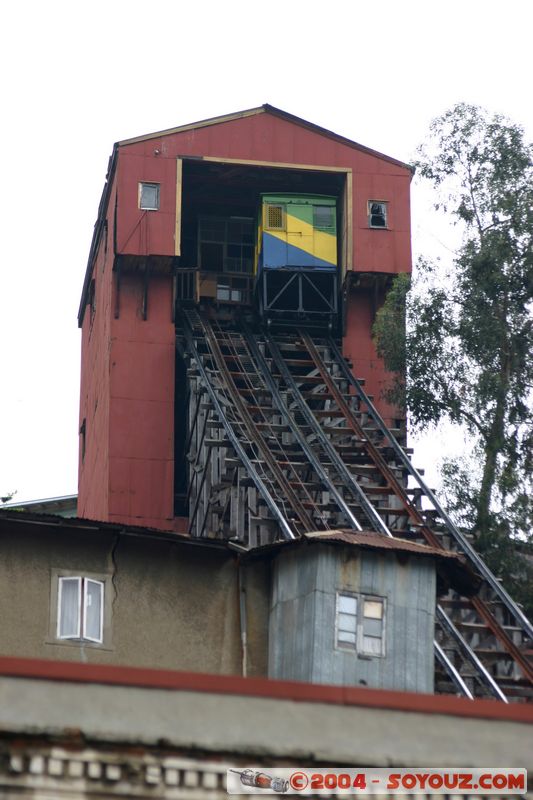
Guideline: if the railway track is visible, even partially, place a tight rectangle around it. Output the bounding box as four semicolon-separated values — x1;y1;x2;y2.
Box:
179;309;533;701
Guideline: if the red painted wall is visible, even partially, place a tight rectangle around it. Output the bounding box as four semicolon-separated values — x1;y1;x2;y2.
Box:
78;189;115;521
79;110;411;529
107;274;175;528
343;286;400;428
116;112;412;275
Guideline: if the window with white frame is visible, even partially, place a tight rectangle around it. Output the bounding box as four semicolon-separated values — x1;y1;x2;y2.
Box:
368;201;387;228
336;592;385;656
57;576;104;643
139;182;160;211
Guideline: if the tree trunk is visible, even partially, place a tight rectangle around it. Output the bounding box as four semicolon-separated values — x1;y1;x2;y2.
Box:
475;308;510;536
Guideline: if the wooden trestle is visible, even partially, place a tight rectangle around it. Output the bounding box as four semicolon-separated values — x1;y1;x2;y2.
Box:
177;309;533;702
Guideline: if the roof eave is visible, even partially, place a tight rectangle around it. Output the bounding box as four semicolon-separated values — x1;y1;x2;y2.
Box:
117;103;414;173
77;144;118;327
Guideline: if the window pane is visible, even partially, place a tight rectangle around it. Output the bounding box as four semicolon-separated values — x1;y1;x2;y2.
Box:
200;242;224;270
314;206;334;229
363;635;382;655
58;578;81;638
84;580;103;642
199;219;225;242
364;600;383;619
140;183;159;210
338;612;357;633
338;630;356;645
370;202;386;227
338;595;357;615
363;617;382;637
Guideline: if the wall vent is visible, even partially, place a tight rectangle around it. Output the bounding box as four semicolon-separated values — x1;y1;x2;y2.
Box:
266;205;284;230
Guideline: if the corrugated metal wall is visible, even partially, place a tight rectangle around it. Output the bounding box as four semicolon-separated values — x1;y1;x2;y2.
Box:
269;544;435;693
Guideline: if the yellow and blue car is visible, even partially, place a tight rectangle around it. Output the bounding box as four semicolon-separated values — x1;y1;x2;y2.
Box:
256;194;338;325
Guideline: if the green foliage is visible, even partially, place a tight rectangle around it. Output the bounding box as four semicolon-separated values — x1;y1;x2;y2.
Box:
374;103;533;608
372;272;409;406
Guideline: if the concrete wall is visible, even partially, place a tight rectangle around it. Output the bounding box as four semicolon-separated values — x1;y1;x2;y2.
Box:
269;544;435;693
0;522;269;676
0;667;530;790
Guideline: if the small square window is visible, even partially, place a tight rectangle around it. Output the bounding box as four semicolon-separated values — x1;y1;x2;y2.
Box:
216;284;230;301
139;182;160;211
313;205;335;230
368;201;387;228
57;576;104;643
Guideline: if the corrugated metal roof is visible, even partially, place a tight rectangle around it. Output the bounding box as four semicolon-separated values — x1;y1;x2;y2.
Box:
241;528;481;596
0;511;480;595
117;104;413;173
304;529;460;560
243;528;463;562
0;509;226;550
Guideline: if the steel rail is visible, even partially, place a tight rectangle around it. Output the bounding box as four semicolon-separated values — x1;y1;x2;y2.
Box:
192;312;317;533
327;336;533;644
263;331;393;534
243;327;362;532
300;331;531;688
436;605;508;702
220;325;329;527
433;640;474;699
300;331;441;545
181;316;296;541
261;336;490;694
254;329;491;698
183;315;486;695
204;324;317;534
470;596;533;683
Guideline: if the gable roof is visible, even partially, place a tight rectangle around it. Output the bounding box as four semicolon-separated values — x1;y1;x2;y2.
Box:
79;105;413;324
118;104;413;172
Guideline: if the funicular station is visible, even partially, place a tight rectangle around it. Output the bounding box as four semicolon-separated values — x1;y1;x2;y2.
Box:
77;106;533;702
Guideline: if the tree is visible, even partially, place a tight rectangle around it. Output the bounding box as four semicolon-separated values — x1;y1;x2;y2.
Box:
374;103;533;612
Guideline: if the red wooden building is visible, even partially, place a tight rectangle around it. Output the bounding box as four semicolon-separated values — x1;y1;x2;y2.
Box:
78;105;413;531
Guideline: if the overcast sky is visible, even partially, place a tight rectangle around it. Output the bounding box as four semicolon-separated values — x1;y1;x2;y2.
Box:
1;0;532;504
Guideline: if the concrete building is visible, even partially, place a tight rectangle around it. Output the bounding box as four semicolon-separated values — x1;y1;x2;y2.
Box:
0;509;531;798
0;510;470;693
0;657;531;799
0;107;532;798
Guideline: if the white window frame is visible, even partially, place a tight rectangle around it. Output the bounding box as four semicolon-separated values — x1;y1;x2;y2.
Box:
368;200;388;229
139;182;160;211
359;595;386;657
336;591;358;648
336;591;386;657
57;576;104;644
